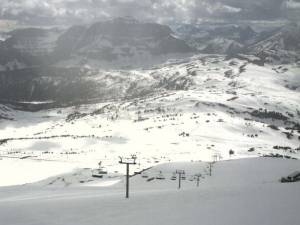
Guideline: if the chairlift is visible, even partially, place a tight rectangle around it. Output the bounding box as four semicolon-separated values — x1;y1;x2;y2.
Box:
171;172;177;180
92;169;104;178
181;173;186;180
156;171;165;180
189;176;195;181
98;168;108;175
92;161;108;178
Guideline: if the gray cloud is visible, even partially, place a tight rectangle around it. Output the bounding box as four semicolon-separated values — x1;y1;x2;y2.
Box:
0;0;291;26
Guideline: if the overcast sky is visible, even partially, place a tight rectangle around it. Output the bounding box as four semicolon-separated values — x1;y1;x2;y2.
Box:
0;0;299;26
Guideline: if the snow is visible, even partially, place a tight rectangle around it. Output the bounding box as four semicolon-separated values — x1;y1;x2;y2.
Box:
56;52;194;70
0;54;299;223
0;158;77;187
0;158;299;225
85;179;121;187
0;55;299;186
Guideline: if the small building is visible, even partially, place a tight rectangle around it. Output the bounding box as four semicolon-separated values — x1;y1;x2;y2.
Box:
281;171;300;183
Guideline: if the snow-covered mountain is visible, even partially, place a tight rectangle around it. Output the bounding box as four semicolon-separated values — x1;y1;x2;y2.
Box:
173;22;300;64
1;21;300;104
247;23;300;64
0;18;299;225
0;18;194;71
173;23;258;53
0;104;13;121
0;55;299;187
0;4;300;225
1;19;299;75
0;18;299;188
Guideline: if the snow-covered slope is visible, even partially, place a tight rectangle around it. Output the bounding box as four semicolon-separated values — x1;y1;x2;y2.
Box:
173;22;300;64
173;23;258;53
0;104;13;121
0;158;299;225
0;55;299;186
248;23;300;64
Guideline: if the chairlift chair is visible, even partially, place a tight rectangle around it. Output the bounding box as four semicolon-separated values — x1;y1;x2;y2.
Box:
98;168;108;175
92;169;104;178
189;176;195;181
156;171;165;180
171;172;177;180
92;164;108;178
181;172;186;180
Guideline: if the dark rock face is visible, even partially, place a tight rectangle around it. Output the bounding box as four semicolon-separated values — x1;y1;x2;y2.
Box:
0;27;63;67
0;19;194;105
69;19;193;62
54;25;88;59
0;67;95;102
0;19;193;70
85;19;172;40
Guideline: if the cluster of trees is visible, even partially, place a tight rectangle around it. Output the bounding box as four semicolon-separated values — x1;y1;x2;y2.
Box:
250;109;288;121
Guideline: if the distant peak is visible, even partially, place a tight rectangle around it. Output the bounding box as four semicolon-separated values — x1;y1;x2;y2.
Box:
108;17;140;24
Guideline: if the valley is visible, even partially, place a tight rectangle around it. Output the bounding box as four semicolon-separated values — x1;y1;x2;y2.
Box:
0;55;299;186
0;14;299;225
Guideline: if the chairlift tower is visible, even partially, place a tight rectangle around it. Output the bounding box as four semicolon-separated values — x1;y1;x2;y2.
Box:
176;170;185;189
195;174;201;187
208;162;213;176
119;155;137;198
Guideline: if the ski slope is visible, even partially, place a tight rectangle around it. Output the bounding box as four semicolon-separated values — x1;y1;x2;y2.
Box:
0;158;299;225
0;55;299;186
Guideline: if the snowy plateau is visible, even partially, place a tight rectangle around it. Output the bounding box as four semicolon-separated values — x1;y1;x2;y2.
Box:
0;19;300;225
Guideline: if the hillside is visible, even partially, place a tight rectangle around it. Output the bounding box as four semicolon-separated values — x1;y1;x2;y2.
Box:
0;158;299;225
0;21;299;104
0;3;299;225
174;22;300;64
0;55;299;186
0;18;193;71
